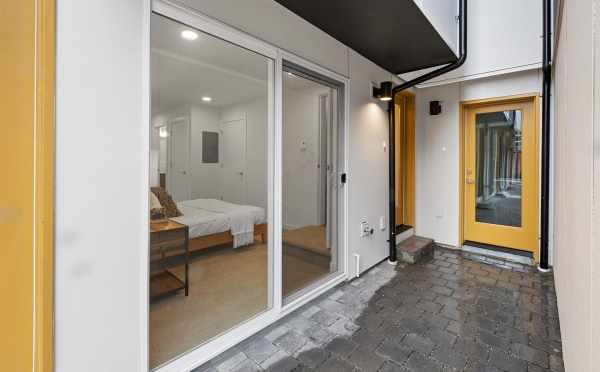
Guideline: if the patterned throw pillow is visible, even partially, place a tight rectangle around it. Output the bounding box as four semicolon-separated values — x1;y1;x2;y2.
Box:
150;187;182;218
149;191;165;220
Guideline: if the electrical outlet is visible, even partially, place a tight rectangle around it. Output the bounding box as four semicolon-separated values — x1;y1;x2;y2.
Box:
380;216;386;230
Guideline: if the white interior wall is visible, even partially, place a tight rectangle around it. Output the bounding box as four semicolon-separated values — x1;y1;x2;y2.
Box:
282;86;325;229
150;98;269;211
190;105;222;200
414;69;542;247
220;97;268;211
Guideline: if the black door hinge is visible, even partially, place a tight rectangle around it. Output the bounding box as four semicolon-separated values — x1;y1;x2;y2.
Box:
341;173;347;184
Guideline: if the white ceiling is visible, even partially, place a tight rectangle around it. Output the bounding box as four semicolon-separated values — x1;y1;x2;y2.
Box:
151;13;269;114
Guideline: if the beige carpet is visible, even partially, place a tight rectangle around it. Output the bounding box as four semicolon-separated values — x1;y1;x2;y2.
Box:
150;242;329;368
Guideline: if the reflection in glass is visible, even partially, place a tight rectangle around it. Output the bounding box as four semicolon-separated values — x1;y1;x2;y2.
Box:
282;67;341;300
149;14;271;368
475;110;522;227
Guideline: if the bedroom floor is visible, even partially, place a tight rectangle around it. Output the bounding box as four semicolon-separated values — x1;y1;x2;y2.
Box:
150;242;330;368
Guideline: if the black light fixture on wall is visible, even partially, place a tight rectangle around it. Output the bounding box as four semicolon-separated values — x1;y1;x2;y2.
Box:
373;81;393;101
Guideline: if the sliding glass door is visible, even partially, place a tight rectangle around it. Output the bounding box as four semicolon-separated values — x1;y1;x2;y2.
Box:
148;4;347;369
149;13;273;369
281;62;344;301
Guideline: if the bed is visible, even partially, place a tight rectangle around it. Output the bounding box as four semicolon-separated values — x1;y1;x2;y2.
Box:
169;198;267;252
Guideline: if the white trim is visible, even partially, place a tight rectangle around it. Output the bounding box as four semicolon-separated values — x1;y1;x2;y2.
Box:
405;62;543;88
273;50;284;313
156;310;280;372
280;50;350;88
281;272;348;316
140;0;151;370
152;0;277;60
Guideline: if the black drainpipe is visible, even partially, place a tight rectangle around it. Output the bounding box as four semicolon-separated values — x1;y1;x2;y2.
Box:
539;0;552;271
388;0;468;262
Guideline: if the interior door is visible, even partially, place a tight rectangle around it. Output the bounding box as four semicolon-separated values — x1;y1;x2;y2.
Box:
220;119;247;204
464;98;538;257
167;117;190;201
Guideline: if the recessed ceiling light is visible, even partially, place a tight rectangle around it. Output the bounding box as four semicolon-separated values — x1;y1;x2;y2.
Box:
202;96;212;102
181;30;198;41
286;72;295;77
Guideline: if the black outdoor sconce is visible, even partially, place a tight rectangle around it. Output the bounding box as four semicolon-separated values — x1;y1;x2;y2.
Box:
373;81;393;101
429;100;442;115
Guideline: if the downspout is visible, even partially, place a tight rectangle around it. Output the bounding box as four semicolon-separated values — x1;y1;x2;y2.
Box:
539;0;552;271
388;0;468;262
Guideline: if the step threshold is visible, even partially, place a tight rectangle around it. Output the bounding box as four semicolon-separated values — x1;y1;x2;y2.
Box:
462;241;534;266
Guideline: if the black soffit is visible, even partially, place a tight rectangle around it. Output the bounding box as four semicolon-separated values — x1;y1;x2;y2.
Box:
273;0;458;74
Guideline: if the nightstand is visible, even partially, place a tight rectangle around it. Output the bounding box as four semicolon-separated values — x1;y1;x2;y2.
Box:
150;220;189;301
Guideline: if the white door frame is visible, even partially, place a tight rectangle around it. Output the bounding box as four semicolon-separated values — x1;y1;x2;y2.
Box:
148;2;349;371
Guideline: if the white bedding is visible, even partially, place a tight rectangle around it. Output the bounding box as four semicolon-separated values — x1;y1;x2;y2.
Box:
170;199;265;248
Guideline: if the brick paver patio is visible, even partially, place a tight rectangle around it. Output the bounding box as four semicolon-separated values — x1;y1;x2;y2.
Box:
194;247;564;372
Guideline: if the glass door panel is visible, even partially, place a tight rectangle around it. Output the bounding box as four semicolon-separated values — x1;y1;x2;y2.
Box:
149;13;273;369
474;110;523;227
281;64;343;301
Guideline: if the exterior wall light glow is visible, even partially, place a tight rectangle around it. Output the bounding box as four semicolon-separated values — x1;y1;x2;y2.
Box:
159;126;168;138
181;30;199;41
202;96;212;102
373;81;393;101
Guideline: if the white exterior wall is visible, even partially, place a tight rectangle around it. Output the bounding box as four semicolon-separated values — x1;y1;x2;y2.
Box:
414;70;543;247
552;0;600;370
347;50;393;277
55;1;148;371
403;0;543;86
413;0;459;55
55;0;401;371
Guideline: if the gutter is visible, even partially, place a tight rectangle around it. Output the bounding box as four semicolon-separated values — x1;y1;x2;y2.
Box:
539;0;552;271
388;0;468;263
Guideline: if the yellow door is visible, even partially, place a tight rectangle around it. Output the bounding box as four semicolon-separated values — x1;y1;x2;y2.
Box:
463;98;539;260
394;93;415;227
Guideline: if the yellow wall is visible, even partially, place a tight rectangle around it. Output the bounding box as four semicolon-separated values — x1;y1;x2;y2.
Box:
0;1;54;371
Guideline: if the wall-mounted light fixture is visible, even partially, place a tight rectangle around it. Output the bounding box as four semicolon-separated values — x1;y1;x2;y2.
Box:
429;100;442;115
373;81;393;101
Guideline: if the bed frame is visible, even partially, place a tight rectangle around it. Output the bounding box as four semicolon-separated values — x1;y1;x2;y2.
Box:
188;223;268;252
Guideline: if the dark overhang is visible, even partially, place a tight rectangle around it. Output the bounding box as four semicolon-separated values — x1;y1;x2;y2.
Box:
273;0;458;74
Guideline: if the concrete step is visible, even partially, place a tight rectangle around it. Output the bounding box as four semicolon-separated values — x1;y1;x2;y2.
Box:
397;236;435;264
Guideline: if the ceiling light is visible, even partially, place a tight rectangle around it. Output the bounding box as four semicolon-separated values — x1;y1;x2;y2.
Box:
180;30;199;41
373;81;393;101
202;96;212;102
286;72;295;77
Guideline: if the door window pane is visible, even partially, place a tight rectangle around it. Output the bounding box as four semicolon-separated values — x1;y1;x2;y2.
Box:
475;110;522;227
282;66;342;300
150;13;271;368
